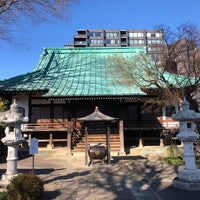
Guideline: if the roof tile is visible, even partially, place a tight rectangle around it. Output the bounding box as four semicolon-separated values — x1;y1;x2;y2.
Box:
0;47;147;97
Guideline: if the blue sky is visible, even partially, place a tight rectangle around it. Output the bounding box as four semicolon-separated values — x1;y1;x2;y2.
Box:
0;0;200;80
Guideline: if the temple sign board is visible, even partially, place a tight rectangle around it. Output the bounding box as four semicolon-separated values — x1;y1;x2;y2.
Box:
29;138;38;155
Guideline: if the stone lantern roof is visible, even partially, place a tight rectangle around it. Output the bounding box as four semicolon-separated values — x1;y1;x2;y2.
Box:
172;100;200;121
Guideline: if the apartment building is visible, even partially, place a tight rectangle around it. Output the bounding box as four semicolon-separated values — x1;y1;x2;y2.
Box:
69;29;164;55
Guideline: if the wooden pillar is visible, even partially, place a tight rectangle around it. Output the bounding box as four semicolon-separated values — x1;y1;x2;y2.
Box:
138;130;143;147
28;133;32;146
137;98;141;120
47;100;54;149
67;121;72;155
160;138;164;147
85;127;88;165
106;126;111;164
162;105;166;121
137;99;143;147
119;120;126;155
50;100;54;123
28;94;32;123
160;131;164;147
48;132;53;149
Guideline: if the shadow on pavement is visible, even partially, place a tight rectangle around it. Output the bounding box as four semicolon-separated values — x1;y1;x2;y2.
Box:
112;155;146;163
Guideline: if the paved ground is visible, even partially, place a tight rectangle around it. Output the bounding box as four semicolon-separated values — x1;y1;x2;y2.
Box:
0;149;200;200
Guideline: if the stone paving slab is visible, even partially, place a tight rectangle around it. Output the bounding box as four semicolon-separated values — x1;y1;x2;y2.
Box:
1;149;200;199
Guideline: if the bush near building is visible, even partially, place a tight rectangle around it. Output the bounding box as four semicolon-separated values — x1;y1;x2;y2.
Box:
6;173;44;200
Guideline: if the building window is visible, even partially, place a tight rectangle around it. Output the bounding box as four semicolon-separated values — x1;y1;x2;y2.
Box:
105;39;119;44
147;32;158;38
129;32;144;38
148;46;163;52
88;32;102;37
129;39;144;45
74;41;86;45
90;39;103;44
105;32;119;38
156;32;162;37
18;107;25;117
31;106;51;123
147;39;163;45
121;41;127;45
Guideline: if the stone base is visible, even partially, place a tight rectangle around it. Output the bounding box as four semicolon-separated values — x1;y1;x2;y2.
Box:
178;168;200;182
173;177;200;191
0;173;18;188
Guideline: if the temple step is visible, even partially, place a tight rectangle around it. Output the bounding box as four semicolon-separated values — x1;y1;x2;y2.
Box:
72;134;120;154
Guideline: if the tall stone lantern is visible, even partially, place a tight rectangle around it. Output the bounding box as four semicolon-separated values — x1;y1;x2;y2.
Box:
0;100;28;185
172;100;200;190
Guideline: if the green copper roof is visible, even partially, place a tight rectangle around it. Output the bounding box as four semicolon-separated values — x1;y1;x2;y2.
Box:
0;47;147;98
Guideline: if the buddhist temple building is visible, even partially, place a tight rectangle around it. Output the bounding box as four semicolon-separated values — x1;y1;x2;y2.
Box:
0;46;181;155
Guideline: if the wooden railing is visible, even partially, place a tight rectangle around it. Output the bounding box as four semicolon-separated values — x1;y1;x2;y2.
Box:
22;122;68;132
158;117;179;129
20;118;179;149
123;118;179;131
21;122;69;148
123;120;163;131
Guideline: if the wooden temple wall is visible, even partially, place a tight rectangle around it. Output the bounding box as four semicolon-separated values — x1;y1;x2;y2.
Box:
13;95;179;152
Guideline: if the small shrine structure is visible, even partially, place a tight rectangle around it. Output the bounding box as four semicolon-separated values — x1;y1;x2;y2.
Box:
0;100;28;185
78;107;117;165
172;100;200;190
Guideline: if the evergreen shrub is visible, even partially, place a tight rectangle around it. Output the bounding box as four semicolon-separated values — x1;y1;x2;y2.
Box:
6;173;43;200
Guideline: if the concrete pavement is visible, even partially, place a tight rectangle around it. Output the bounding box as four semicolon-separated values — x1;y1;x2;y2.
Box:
0;148;200;200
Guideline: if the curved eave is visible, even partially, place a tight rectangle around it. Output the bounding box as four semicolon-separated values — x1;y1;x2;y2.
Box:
0;89;49;95
46;94;147;101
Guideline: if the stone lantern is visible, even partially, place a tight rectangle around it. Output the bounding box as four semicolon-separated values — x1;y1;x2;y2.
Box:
172;100;200;190
0;100;28;185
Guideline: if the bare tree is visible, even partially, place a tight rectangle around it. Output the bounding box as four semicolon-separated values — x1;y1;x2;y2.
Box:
106;23;200;112
0;0;78;41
